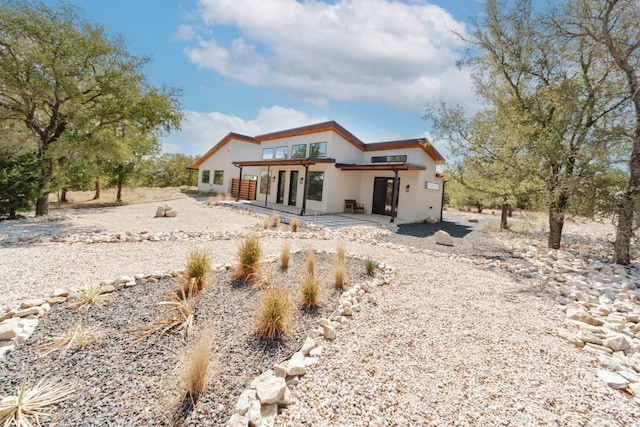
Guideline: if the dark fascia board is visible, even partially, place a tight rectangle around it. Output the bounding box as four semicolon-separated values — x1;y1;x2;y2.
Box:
364;139;445;164
255;121;366;151
335;162;427;171
233;158;336;167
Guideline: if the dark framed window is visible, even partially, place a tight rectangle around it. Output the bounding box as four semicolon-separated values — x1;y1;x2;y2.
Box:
213;170;224;185
371;155;407;163
291;144;307;158
260;171;271;194
262;148;274;160
275;146;288;159
307;171;324;201
309;142;327;157
424;181;440;191
201;170;210;184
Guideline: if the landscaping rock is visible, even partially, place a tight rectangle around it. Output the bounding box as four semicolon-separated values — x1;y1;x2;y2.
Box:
598;370;628;390
255;376;287;404
226;413;249;427
434;230;454;246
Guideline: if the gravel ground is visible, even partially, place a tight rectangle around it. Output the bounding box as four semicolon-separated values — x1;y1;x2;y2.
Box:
1;197;638;426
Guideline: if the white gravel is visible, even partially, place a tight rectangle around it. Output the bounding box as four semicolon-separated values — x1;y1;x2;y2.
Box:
1;197;638;425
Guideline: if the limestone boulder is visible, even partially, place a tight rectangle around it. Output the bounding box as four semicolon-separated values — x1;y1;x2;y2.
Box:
434;230;454;246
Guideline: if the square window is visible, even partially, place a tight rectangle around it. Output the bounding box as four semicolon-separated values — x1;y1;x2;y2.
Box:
262;148;274;160
201;170;210;184
309;142;326;157
213;170;224;185
291;144;307;158
275;146;288;159
424;181;440;191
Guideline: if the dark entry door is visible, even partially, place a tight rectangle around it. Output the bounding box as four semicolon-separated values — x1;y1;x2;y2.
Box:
372;177;399;215
288;170;298;206
276;170;286;204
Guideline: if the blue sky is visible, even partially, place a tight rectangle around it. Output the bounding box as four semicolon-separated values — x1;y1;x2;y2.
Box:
44;0;486;158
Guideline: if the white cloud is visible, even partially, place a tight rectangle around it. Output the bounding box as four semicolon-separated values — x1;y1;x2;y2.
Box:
168;105;327;155
184;0;476;111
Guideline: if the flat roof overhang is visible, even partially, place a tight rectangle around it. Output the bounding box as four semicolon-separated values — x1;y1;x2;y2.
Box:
335;162;426;171
233;158;336;167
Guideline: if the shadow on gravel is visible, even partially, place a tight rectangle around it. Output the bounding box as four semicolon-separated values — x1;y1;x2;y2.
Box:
172;395;198;426
394;220;473;238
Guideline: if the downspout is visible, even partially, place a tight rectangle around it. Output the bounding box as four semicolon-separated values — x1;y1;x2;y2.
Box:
235;164;243;201
440;179;447;222
390;168;398;223
300;162;309;216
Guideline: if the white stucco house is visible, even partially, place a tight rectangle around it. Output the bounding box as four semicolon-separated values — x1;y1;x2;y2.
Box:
187;121;445;223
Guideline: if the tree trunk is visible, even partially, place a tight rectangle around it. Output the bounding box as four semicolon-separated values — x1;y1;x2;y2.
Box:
501;203;509;229
93;176;101;200
35;157;53;216
61;188;68;203
9;207;17;220
548;197;567;249
116;177;123;202
613;138;640;264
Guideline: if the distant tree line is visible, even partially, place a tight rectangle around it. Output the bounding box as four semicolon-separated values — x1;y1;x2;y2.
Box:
0;1;183;218
428;0;640;264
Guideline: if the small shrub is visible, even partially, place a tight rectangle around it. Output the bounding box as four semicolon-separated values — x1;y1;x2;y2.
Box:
306;248;316;275
334;259;346;289
289;217;300;232
336;241;346;264
364;256;376;276
261;215;270;229
271;213;281;228
254;287;293;340
182;331;213;398
130;289;197;339
69;283;109;309
233;236;262;283
299;273;323;309
45;323;102;358
0;369;74;427
280;241;290;270
184;249;211;294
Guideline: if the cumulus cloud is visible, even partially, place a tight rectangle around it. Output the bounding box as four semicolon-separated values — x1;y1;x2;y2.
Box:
184;0;475;111
168;105;327;154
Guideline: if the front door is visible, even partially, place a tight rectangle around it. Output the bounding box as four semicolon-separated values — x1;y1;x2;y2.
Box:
276;170;286;204
288;170;298;206
372;177;399;216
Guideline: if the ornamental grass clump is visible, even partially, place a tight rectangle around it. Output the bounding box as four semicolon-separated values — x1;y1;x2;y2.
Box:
254;286;293;340
184;249;211;294
299;273;323;310
289;217;300;232
364;256;376;276
280;241;290;270
129;288;197;340
0;368;74;427
261;215;270;229
306;248;316;275
45;323;102;359
271;213;281;228
181;331;213;398
232;236;262;284
69;283;109;310
334;242;346;289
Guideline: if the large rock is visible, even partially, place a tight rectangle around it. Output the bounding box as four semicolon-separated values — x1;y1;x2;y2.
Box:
255;376;287;404
155;206;165;217
566;307;604;326
597;370;628;390
434;230;454;246
0;323;17;341
226;414;249;427
234;389;256;416
604;335;631;352
287;351;307;376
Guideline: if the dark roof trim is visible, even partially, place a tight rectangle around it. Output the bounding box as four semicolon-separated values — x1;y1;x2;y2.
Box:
364;139;445;164
256;121;365;151
233;158;336;167
335;162;426;171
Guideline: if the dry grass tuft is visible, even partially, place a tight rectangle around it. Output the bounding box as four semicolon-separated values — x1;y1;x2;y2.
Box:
0;369;74;427
69;283;109;310
299;273;324;309
184;249;211;294
289;217;300;232
45;323;102;359
129;289;198;339
182;331;213;398
306;248;316;275
232;235;262;284
254;286;294;340
271;213;281;228
261;215;270;229
280;241;290;270
336;241;346;264
333;259;346;289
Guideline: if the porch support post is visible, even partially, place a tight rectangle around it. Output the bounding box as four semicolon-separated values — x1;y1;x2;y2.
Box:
440;179;446;222
300;162;309;216
265;165;270;207
236;165;243;201
390;168;399;223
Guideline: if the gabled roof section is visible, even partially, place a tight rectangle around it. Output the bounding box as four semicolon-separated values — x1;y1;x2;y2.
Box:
364;138;445;164
187;133;257;170
256;121;366;150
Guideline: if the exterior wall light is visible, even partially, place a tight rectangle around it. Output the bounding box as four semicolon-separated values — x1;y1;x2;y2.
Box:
405;184;410;192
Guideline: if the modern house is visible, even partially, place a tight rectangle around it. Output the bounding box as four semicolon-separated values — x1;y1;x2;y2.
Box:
187;121;445;223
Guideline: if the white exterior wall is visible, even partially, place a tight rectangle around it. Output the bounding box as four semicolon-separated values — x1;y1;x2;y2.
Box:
197;139;260;193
